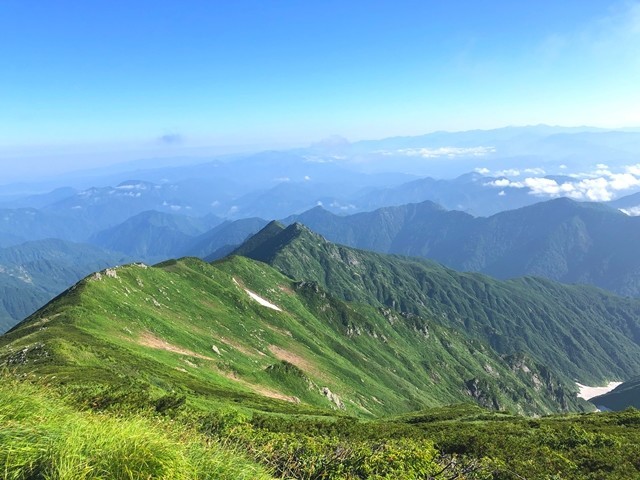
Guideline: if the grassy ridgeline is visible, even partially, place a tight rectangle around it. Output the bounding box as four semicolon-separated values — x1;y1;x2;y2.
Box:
0;379;272;480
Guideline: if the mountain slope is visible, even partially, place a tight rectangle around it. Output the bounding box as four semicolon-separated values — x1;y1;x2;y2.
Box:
0;255;587;416
89;210;220;262
287;198;640;297
0;239;128;333
235;222;640;385
590;377;640;410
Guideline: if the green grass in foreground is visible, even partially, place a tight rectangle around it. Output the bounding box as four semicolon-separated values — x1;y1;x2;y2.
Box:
0;379;272;480
3;374;640;479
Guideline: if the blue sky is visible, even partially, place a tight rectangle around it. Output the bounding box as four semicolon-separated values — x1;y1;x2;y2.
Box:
1;0;639;177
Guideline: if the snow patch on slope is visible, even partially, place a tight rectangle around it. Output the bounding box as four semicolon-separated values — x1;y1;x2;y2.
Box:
244;289;282;311
233;277;282;311
576;381;622;400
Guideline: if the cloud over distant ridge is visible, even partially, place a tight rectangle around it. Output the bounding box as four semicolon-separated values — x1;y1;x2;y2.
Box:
486;163;640;201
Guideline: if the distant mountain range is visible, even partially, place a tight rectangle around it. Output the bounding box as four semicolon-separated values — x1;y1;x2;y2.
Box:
3;125;640;335
286;198;640;297
4;194;640;335
3;125;640;238
350;172;539;216
89;210;221;263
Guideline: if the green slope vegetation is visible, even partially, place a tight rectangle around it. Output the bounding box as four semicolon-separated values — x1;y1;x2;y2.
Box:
1;254;585;416
0;377;273;480
287;198;640;297
3;371;640;480
0;239;128;333
591;377;640;410
235;222;640;385
395;404;640;479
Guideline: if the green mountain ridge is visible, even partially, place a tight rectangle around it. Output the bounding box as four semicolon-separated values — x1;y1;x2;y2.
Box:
286;197;640;297
235;221;640;385
1;251;588;416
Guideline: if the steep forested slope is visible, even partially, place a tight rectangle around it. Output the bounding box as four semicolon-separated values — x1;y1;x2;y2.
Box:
236;222;640;384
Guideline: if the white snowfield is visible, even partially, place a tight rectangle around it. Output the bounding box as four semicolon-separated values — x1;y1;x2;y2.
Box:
233;278;282;311
244;288;282;311
575;381;622;400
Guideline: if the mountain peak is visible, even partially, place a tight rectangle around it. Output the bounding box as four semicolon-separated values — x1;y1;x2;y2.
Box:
231;220;287;262
232;220;324;265
263;219;286;231
287;221;311;234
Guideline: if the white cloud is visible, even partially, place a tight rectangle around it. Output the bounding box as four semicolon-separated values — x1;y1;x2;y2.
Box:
609;173;640;190
487;178;524;188
517;176;611;201
595;167;613;177
304;175;311;181
571;178;613;201
491;178;514;188
626;164;640;176
494;169;520;177
498;190;506;196
485;161;640;202
383;146;496;158
523;177;564;196
481;166;545;178
303;155;334;163
329;201;355;211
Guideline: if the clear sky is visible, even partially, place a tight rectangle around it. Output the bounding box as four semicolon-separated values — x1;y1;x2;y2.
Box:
1;0;639;178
